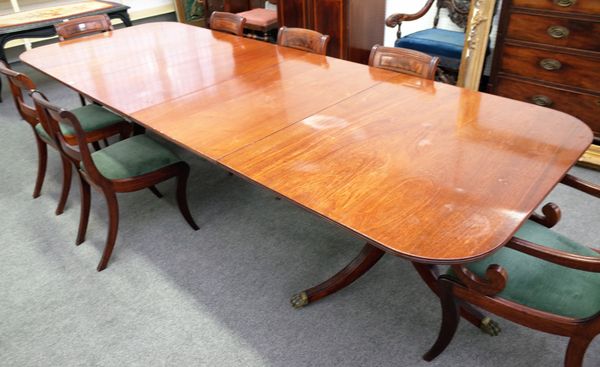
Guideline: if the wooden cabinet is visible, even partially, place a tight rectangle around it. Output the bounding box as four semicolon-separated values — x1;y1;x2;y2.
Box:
277;0;386;64
489;0;600;137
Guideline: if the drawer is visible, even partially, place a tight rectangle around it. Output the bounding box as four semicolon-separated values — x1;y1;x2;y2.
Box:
500;44;600;90
512;0;600;14
495;76;600;135
507;13;600;51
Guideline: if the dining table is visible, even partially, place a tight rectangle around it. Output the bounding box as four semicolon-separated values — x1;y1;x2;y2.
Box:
19;22;593;319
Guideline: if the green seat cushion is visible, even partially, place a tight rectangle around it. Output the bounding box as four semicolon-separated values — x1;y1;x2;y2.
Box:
34;104;124;140
449;220;600;319
88;135;181;180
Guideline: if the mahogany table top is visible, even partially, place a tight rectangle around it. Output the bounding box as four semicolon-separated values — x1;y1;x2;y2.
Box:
20;22;593;263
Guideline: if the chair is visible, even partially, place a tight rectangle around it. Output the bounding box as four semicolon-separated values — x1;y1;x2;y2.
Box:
424;174;600;367
209;11;246;36
0;61;130;215
277;27;330;56
369;45;440;80
385;0;472;83
55;14;114;41
32;92;199;272
235;0;278;41
55;14;115;106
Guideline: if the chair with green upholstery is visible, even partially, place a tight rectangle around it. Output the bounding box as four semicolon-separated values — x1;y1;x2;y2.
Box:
423;174;600;367
0;61;130;215
32;91;199;272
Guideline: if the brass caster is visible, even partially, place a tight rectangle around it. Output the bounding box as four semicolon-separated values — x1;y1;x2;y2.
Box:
290;292;309;309
480;317;501;336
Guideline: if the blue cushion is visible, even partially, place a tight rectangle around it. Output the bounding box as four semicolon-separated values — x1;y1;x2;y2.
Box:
395;29;465;67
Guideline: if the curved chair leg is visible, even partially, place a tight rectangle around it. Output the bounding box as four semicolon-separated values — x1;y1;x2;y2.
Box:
412;262;500;335
148;185;163;198
291;243;385;308
423;277;460;362
97;190;119;272
565;336;592;367
33;136;48;199
76;173;91;246
55;155;72;215
176;164;199;230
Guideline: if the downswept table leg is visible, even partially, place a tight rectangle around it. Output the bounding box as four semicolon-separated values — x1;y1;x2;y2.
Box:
412;263;501;336
291;243;385;308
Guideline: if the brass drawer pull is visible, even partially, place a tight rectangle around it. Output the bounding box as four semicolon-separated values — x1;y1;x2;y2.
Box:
531;95;553;107
547;25;569;39
554;0;576;7
539;58;562;71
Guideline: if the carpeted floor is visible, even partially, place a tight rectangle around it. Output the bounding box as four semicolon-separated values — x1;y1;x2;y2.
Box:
1;57;599;367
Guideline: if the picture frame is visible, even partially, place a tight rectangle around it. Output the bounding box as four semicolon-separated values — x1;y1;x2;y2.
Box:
173;0;207;27
456;0;497;91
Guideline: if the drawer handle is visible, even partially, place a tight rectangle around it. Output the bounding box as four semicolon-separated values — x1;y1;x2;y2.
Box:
547;25;570;39
554;0;576;7
531;95;553;107
539;58;562;71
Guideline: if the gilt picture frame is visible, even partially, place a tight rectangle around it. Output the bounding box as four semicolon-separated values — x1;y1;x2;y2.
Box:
457;0;497;91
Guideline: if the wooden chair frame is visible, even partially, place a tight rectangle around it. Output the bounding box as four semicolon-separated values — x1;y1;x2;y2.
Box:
0;61;129;215
385;0;470;39
31;91;199;272
424;174;600;367
277;27;330;56
369;45;440;80
55;14;114;41
209;11;246;36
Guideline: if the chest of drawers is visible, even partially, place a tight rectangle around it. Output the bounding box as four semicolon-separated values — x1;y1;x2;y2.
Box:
489;0;600;138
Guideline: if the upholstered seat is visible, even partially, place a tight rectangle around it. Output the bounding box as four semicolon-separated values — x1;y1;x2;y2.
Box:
35;104;125;142
395;29;464;69
87;134;181;180
238;8;277;30
452;220;600;319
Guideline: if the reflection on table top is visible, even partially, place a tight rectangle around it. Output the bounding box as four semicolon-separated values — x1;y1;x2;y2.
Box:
20;22;593;263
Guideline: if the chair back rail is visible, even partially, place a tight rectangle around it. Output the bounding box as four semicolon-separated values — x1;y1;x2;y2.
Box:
369;45;439;80
209;11;246;36
31;91;104;185
55;14;113;41
0;61;38;126
277;27;330;55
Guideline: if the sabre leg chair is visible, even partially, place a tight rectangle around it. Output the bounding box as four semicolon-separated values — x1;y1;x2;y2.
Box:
55;14;114;106
209;11;246;36
32;91;199;272
277;27;330;56
424;174;600;367
0;61;130;215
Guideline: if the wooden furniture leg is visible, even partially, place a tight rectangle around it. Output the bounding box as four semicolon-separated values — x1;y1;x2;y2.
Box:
291;242;385;308
76;173;91;246
423;276;460;362
412;262;501;336
32;134;47;199
55;155;72;215
97;189;119;272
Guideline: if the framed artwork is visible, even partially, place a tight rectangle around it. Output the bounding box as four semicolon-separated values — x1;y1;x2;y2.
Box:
173;0;207;27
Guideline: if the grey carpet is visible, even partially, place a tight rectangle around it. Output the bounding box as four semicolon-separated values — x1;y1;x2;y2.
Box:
1;61;599;367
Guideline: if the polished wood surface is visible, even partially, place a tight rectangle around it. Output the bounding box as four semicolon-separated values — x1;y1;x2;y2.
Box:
0;1;113;28
21;22;593;264
277;0;386;64
221;75;592;263
489;0;600;137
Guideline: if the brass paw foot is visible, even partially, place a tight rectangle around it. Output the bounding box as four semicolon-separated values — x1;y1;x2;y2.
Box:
290;292;309;309
480;317;501;336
